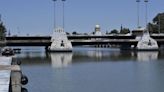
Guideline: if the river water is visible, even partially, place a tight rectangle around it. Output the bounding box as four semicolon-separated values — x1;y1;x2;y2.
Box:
15;47;164;92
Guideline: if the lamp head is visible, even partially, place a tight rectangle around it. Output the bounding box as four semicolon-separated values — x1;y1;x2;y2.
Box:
144;0;148;2
136;0;140;2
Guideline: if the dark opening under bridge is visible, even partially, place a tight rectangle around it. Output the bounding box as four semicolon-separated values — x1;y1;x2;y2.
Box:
4;35;164;48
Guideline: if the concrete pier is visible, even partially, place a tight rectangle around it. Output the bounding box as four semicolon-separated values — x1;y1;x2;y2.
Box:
0;57;12;92
0;57;22;92
10;67;21;92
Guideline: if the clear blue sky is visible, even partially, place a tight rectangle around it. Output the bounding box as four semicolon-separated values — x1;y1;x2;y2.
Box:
0;0;163;36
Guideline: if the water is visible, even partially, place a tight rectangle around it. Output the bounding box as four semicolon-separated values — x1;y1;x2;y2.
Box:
15;47;164;92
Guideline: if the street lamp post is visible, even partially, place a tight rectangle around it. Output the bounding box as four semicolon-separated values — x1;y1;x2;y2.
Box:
52;0;57;29
62;0;66;29
144;0;148;29
136;0;140;28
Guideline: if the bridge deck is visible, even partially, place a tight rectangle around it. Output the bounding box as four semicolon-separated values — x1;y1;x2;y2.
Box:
4;36;164;46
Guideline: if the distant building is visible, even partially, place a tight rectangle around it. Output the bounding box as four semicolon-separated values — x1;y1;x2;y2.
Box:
94;25;102;36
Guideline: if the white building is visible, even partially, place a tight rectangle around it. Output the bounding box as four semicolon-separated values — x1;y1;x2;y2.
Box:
94;25;102;36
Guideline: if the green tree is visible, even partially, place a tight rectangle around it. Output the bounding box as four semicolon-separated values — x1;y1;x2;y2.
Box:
152;13;164;33
120;28;130;34
148;23;158;33
84;33;88;35
0;22;6;40
110;29;118;34
66;32;70;35
72;31;77;35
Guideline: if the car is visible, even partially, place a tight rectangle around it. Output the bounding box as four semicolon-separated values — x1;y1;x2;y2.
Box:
1;47;14;56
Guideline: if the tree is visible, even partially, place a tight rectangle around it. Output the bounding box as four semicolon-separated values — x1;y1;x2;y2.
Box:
110;29;118;34
120;28;130;34
84;33;88;35
92;32;95;35
148;23;158;33
152;13;164;33
0;22;6;40
66;32;70;35
72;31;77;35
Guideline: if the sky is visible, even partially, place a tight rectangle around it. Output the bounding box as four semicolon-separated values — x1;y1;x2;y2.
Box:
0;0;163;36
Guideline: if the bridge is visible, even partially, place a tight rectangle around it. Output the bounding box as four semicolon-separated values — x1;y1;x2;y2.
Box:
4;35;164;48
5;36;137;46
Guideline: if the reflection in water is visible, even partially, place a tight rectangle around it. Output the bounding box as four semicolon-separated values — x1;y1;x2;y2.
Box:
21;87;28;92
73;48;161;62
50;53;73;68
137;51;158;62
20;47;164;92
87;50;102;59
73;48;122;62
